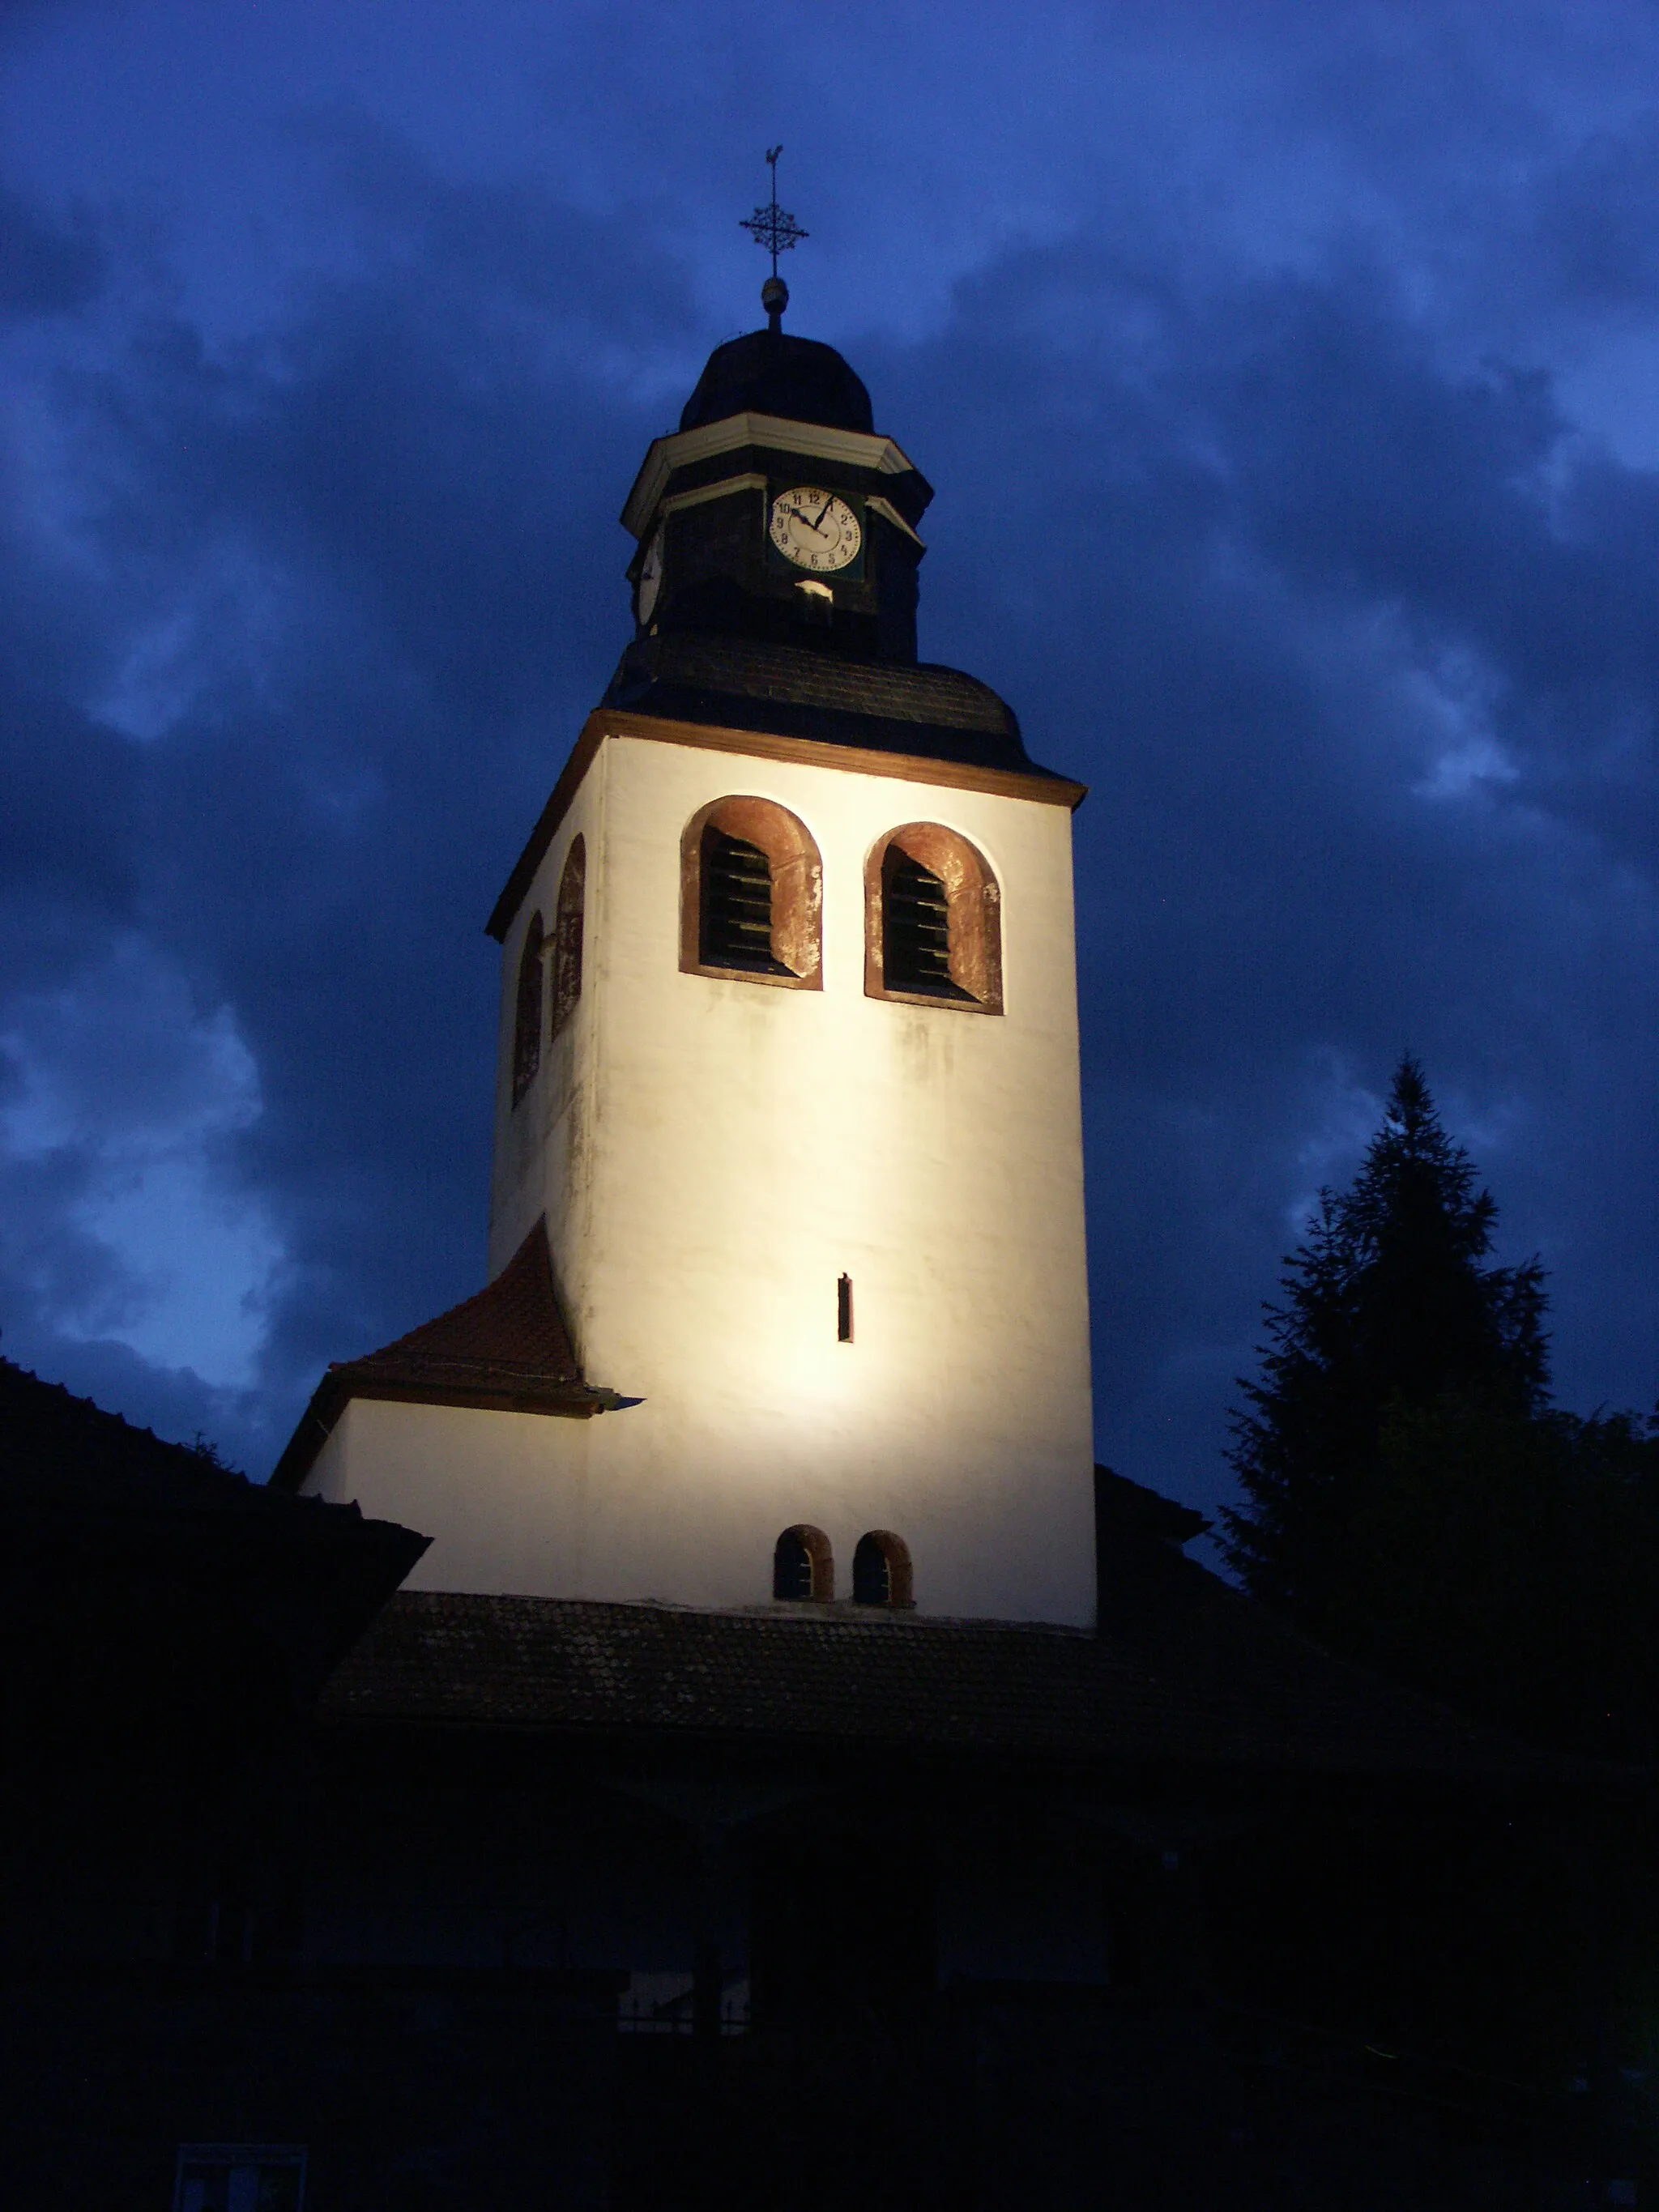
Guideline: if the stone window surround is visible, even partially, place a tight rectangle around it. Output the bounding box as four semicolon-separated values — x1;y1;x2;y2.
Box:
864;821;1004;1014
680;795;824;989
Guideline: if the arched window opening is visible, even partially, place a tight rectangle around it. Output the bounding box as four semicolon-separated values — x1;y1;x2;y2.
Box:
852;1531;914;1608
702;829;782;973
883;847;970;999
551;835;586;1040
774;1524;834;1602
865;825;1002;1014
511;911;544;1106
681;798;823;990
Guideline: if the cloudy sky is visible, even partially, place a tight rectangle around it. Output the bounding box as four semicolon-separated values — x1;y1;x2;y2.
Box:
2;0;1655;1528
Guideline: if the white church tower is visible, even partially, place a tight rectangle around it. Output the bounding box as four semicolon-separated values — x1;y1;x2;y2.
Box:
278;271;1098;1627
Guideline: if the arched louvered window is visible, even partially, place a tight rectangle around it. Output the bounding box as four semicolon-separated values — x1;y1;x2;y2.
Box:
865;825;1002;1014
511;911;544;1106
702;829;778;971
852;1531;914;1608
681;798;822;990
551;835;585;1041
883;849;958;995
774;1524;834;1602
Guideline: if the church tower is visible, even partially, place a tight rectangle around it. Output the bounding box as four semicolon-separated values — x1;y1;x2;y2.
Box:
279;265;1097;1628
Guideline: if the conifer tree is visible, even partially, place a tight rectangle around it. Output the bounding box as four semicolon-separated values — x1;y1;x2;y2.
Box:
1222;1057;1549;1641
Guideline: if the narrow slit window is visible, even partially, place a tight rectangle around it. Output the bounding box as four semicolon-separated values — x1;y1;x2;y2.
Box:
883;850;970;999
702;829;786;974
837;1274;853;1343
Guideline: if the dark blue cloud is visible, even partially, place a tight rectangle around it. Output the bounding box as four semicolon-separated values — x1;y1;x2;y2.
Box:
0;8;1653;1528
0;180;101;318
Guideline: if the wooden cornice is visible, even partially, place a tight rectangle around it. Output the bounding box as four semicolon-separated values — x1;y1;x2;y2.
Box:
486;709;1088;943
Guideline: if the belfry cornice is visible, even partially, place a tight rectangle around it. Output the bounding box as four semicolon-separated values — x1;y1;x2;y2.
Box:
622;411;921;540
485;707;1086;943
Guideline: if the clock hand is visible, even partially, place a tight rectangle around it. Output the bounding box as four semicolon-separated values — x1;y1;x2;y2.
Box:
810;496;834;531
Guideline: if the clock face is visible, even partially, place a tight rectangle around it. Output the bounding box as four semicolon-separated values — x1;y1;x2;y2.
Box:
637;526;664;624
769;485;862;574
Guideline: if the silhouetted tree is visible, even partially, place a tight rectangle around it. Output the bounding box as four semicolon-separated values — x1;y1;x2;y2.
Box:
1222;1057;1549;1643
1225;1060;1659;2103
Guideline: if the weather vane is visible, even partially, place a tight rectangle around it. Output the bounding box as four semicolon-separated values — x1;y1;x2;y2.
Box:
740;145;806;330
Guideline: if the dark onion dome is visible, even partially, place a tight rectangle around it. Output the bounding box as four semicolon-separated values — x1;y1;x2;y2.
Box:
679;327;873;435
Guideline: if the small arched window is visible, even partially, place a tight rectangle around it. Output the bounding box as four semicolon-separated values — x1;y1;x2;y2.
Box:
551;835;585;1041
774;1524;834;1602
511;911;544;1105
865;824;1002;1014
852;1531;914;1608
681;798;822;990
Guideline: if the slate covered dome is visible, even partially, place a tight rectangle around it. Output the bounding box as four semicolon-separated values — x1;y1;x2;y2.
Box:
679;327;873;435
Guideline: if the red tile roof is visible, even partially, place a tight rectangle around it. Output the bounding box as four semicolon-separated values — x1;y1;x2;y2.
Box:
347;1217;584;1385
271;1220;612;1490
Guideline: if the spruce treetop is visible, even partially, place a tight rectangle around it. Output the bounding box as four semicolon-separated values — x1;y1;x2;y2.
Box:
1222;1057;1549;1626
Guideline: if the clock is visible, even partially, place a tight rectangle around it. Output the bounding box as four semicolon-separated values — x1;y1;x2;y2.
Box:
769;485;862;574
637;526;664;624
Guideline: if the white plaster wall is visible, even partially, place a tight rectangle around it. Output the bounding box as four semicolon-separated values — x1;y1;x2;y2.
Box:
303;1397;601;1594
488;769;605;1281
317;724;1097;1626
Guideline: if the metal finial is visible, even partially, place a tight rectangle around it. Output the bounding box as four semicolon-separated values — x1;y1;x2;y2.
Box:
740;145;806;325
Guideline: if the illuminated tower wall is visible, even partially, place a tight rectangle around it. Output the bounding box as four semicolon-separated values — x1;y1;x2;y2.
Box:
296;309;1098;1628
473;714;1096;1624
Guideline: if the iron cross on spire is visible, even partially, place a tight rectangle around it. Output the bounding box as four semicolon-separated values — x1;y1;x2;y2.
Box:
740;146;806;330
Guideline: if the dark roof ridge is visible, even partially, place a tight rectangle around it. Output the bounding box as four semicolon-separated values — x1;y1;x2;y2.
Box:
1094;1462;1212;1545
319;1587;1567;1780
397;1590;1095;1636
0;1353;254;1504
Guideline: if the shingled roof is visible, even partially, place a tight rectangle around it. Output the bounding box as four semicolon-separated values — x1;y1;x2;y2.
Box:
319;1550;1552;1783
271;1219;613;1491
602;632;1074;782
0;1354;263;1511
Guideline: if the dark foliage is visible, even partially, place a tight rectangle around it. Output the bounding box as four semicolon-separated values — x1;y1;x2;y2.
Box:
1222;1058;1549;1638
1350;1394;1659;1761
1222;1059;1659;1772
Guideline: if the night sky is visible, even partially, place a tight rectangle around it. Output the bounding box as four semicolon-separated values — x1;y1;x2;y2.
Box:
2;2;1655;1534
